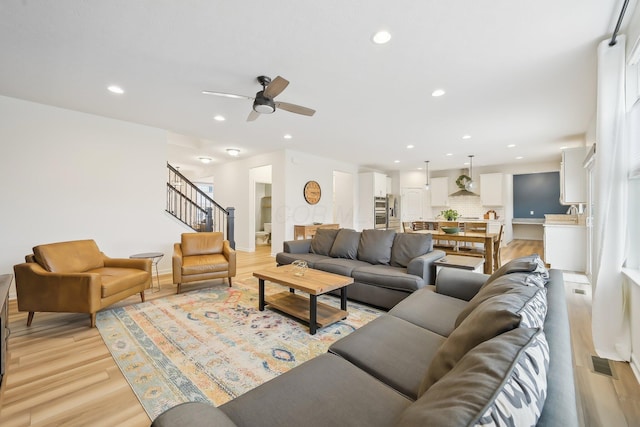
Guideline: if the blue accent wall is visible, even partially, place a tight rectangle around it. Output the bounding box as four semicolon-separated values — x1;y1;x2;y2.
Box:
513;172;566;218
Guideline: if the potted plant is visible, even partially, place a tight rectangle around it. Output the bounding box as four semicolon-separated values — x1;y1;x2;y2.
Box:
440;209;459;221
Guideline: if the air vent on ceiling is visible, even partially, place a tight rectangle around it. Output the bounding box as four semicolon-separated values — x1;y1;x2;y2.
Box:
573;288;586;295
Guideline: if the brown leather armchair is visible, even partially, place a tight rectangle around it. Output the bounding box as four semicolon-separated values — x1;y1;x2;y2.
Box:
13;239;152;327
173;232;236;293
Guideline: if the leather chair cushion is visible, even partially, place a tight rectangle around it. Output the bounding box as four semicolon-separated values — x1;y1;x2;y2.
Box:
34;239;104;273
181;233;224;257
90;267;149;298
182;254;229;275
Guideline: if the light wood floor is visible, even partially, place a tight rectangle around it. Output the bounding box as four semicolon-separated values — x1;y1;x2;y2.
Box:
0;241;638;426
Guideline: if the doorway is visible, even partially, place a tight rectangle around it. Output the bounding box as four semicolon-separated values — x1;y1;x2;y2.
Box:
250;165;273;251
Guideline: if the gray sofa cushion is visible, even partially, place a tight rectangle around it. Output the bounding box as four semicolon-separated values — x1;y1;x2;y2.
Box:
151;402;237;427
420;286;543;393
389;287;468;337
275;252;330;268
329;229;361;259
314;258;372;277
220;353;412;427
311;228;340;256
351;264;424;292
390;233;433;267
396;327;549;427
357;229;396;265
329;315;445;400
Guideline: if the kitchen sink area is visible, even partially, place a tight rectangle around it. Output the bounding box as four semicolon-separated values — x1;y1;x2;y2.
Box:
543;213;587;272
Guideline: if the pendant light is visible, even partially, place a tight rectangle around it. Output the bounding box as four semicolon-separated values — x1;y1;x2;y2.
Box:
465;155;475;190
424;160;430;190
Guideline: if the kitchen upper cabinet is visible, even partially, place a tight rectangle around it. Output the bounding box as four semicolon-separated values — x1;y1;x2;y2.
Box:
560;147;587;205
480;173;504;206
430;177;449;207
360;172;387;197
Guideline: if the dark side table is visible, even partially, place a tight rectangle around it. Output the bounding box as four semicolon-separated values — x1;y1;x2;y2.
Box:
130;252;164;292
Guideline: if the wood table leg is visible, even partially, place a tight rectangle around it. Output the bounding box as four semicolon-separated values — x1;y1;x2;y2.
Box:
259;278;265;311
309;294;317;335
484;237;494;274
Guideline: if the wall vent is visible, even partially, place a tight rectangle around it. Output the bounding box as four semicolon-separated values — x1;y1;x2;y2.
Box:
591;355;615;378
573;288;586;295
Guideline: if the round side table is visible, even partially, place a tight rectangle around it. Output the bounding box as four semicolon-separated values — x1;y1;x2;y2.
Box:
130;252;164;292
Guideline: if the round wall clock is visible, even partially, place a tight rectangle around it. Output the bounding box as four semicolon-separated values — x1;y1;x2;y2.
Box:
303;180;321;205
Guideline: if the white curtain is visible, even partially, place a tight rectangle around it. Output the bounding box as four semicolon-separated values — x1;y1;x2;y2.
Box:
592;36;631;361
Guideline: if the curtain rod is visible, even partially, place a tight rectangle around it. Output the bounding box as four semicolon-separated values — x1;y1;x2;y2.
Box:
610;0;630;46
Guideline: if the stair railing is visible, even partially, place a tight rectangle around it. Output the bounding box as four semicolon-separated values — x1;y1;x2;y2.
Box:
166;163;235;248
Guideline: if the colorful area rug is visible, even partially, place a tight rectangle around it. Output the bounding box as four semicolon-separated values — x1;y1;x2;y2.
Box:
96;279;382;420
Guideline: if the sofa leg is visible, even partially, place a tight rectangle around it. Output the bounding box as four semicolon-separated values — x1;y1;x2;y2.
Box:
140;291;146;302
90;313;96;328
27;311;34;326
228;277;232;287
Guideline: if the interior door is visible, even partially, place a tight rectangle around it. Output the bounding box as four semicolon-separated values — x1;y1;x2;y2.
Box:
401;187;423;221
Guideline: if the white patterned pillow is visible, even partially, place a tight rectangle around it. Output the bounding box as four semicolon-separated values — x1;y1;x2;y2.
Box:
475;330;549;426
395;328;549;427
517;287;547;329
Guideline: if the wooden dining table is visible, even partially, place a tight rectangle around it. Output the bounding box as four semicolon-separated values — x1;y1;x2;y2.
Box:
412;230;499;274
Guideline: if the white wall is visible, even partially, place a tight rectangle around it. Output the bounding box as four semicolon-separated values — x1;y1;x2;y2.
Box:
0;96;189;297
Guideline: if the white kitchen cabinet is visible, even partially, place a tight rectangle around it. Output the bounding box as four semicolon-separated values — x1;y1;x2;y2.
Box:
560;147;587;205
430;177;449;207
480;173;504;206
543;224;586;272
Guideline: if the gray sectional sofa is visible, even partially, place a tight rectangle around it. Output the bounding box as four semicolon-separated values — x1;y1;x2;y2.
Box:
152;255;577;427
275;228;446;309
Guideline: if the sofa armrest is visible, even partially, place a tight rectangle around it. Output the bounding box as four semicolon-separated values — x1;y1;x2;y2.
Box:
223;240;237;276
151;402;238;427
406;249;446;285
283;239;312;254
13;262;102;312
103;256;152;272
434;268;489;301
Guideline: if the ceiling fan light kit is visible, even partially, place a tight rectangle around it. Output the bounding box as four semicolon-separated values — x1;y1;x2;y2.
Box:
203;75;315;121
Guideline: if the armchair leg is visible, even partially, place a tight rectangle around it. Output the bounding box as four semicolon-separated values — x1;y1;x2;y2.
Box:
90;313;96;328
27;311;34;326
228;277;232;287
140;291;146;302
177;283;182;294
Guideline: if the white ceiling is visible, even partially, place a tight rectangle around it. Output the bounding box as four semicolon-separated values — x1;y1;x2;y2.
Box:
0;0;632;174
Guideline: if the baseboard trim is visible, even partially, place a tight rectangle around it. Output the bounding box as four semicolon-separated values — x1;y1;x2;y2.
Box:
631;353;640;384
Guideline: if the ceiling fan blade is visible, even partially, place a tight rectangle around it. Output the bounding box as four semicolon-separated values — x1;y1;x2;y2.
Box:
263;76;289;98
247;110;260;122
202;90;252;100
276;101;316;117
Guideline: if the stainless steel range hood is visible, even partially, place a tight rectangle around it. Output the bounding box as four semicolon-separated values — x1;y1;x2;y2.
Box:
449;188;479;197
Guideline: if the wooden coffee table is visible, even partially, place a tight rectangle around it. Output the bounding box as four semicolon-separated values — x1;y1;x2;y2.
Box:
253;265;354;335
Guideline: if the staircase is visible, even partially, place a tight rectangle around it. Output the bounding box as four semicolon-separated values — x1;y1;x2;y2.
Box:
166;163;235;248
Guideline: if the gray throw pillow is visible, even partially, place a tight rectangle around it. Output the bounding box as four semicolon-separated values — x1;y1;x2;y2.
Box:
357;229;396;265
484;253;549;286
329;229;361;259
420;286;544;393
390;233;433;268
396;328;549;427
310;228;340;256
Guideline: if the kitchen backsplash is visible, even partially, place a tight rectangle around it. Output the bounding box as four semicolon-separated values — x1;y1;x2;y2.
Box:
443;196;505;219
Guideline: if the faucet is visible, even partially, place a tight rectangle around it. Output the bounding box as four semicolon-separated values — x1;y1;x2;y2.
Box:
566;205;578;215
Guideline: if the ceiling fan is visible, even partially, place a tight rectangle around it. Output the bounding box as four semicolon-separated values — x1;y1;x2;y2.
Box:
202;75;316;121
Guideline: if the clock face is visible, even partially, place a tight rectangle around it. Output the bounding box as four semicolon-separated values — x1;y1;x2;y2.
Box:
303;181;321;205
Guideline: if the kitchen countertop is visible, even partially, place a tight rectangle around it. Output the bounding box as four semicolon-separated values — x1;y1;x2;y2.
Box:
512;218;544;225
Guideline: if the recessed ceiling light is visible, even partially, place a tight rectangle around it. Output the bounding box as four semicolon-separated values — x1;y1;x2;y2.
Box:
198;157;212;164
406;144;415;149
507;144;516;148
107;85;124;94
226;148;240;157
463;162;470;165
560;146;567;150
372;30;391;44
431;89;446;97
394;160;400;163
284;134;293;139
516;156;523;160
213;115;226;121
446;153;453;156
462;135;471;140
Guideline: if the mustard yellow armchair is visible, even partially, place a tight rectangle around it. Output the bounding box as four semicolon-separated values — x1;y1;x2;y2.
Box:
173;232;236;293
14;239;151;327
